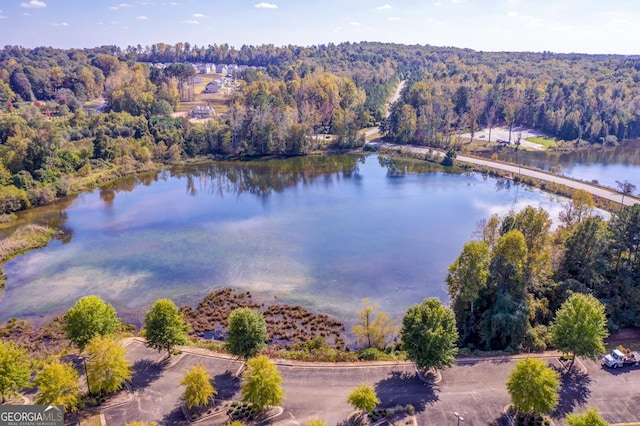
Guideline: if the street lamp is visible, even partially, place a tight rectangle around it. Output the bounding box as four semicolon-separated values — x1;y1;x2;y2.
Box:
454;411;464;426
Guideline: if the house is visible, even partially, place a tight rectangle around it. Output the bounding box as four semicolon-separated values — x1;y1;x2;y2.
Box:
203;79;225;93
193;76;202;84
216;64;228;74
191;105;215;118
197;63;214;74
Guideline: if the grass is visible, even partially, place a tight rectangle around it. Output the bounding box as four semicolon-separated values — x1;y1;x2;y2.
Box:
0;224;55;289
525;136;557;148
0;224;55;263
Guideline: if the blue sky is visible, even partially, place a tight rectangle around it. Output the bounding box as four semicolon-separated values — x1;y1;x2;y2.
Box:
0;0;639;54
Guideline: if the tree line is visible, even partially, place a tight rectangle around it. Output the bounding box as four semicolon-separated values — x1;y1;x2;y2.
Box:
446;190;640;353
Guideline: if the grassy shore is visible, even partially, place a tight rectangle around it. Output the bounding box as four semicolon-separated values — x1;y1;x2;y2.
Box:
0;224;55;289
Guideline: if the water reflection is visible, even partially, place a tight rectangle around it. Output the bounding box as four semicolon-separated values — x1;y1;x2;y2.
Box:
0;154;569;325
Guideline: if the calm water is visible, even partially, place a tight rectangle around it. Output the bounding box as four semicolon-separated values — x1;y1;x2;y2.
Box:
0;155;568;325
478;140;640;191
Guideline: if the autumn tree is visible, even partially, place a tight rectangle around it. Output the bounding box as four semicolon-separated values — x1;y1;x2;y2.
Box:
347;384;379;413
144;298;189;358
0;341;30;403
241;355;284;411
226;308;268;360
34;360;81;411
352;299;397;349
550;293;608;372
181;363;217;409
559;189;595;228
506;358;559;417
400;298;459;371
85;335;132;395
63;295;121;351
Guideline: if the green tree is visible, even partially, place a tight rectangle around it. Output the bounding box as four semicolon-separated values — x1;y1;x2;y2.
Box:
566;408;609;426
400;297;459;371
491;229;528;297
85;335;132;395
0;341;31;403
180;363;217;409
559;216;609;289
351;299;397;349
550;293;609;372
241;355;284;411
506;358;559;416
447;240;491;313
226;308;268;360
144;299;189;358
63;295;121;351
347;383;379;413
34;360;81;411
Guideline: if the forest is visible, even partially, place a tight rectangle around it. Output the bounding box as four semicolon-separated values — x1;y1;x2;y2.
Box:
447;193;640;352
1;41;640;215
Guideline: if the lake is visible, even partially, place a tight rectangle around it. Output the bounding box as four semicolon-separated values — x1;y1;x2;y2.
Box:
0;154;569;326
477;139;640;192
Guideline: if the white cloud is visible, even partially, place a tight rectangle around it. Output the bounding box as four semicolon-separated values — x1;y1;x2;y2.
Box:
193;13;207;18
22;12;31;15
110;2;131;9
350;21;362;26
450;0;465;3
21;0;46;8
0;14;7;19
376;4;392;10
507;11;518;17
52;22;69;26
388;16;401;21
180;19;199;24
168;1;178;4
136;15;149;20
255;2;278;9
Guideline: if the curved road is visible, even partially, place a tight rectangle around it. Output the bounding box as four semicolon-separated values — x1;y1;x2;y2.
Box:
368;142;640;206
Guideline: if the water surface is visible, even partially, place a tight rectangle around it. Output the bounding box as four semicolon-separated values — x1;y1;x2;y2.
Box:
477;140;640;191
0;155;568;325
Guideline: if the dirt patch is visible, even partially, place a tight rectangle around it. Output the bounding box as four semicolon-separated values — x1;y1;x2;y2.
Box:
180;288;347;350
606;327;640;351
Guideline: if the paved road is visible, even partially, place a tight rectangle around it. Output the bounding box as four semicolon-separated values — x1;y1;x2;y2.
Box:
369;142;640;206
102;340;640;425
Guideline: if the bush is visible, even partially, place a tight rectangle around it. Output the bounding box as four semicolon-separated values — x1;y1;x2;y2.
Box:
0;185;29;213
358;348;385;360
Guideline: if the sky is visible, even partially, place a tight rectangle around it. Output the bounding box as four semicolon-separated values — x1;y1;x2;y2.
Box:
0;0;639;55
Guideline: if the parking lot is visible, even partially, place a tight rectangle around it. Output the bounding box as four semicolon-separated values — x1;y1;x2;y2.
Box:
102;340;640;425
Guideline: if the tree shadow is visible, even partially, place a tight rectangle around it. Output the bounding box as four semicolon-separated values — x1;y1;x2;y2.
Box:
130;358;163;389
488;412;511;426
374;370;439;412
552;368;592;418
161;404;188;426
214;370;242;401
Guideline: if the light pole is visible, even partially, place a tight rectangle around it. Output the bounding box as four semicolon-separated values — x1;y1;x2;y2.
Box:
454;411;464;426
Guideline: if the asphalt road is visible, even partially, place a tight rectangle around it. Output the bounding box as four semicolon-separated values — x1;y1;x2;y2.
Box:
102;340;640;425
368;142;640;206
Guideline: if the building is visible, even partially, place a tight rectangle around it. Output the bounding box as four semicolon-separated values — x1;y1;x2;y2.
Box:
191;105;215;118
